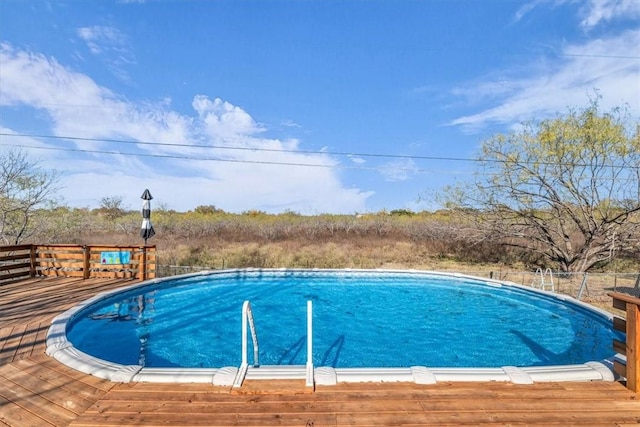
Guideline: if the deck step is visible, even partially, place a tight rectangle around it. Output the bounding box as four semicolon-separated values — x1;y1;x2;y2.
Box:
245;365;307;380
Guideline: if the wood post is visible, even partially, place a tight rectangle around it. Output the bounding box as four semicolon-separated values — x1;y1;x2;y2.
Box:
29;244;36;277
82;246;91;279
138;247;147;281
609;292;640;393
627;301;640;393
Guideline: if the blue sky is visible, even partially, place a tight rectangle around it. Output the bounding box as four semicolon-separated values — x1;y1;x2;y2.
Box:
1;0;639;214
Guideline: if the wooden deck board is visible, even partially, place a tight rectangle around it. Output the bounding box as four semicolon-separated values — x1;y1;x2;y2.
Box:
1;276;640;426
1;364;86;413
84;396;640;414
0;372;77;426
11;359;110;401
28;353;116;392
0;398;57;427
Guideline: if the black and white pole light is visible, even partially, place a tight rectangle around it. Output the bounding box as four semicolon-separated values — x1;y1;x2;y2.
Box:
140;189;156;245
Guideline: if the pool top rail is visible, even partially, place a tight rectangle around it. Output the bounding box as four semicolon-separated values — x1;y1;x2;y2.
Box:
45;268;620;387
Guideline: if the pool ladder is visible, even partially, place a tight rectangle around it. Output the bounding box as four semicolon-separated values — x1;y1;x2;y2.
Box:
233;300;313;388
532;267;555;292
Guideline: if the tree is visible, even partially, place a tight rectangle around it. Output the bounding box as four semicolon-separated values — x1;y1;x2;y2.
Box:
98;195;126;221
443;99;640;272
193;205;222;215
0;149;60;244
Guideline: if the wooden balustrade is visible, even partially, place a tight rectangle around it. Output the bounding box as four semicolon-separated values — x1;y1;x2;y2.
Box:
0;244;156;283
609;292;640;393
0;244;36;282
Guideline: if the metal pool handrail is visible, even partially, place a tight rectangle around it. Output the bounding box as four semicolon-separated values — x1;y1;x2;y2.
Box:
306;300;313;387
234;299;314;388
241;300;259;367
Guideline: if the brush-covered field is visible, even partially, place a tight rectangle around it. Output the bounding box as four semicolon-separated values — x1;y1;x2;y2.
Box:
26;206;639;309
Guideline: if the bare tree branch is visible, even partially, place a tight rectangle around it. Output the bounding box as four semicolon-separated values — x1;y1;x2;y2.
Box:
0;149;60;244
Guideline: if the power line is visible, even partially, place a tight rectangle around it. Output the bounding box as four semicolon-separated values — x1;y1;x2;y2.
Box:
1;132;637;172
8;141;639;185
2;143;477;176
0;132;477;164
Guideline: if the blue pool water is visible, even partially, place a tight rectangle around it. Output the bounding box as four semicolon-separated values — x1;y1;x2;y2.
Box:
66;270;619;369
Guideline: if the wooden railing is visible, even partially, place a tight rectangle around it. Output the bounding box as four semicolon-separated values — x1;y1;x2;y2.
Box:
0;244;156;283
609;292;640;393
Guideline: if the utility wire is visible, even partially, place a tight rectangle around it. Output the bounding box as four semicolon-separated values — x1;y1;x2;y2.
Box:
1;132;637;170
3;143;478;176
7;140;640;185
0;132;476;164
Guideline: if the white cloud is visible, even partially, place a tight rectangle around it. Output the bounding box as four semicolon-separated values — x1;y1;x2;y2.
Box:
1;43;193;151
0;44;372;214
513;0;640;29
0;43;108;108
281;119;301;128
348;155;366;165
449;29;640;131
193;95;264;141
579;0;640;30
380;158;418;182
76;25;135;82
512;0;551;24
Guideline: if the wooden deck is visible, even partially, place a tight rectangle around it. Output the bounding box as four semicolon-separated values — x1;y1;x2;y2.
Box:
1;277;640;426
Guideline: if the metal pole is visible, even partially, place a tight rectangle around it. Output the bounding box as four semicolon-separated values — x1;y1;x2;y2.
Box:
241;301;248;366
247;304;259;367
577;272;589;300
307;300;313;366
306;300;314;388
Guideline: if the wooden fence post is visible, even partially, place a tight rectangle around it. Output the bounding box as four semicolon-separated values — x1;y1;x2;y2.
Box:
82;245;91;279
138;247;147;281
627;301;640;392
29;244;37;277
609;292;640;393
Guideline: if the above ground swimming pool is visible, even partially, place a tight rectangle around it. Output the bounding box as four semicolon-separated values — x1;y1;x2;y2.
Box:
47;269;621;385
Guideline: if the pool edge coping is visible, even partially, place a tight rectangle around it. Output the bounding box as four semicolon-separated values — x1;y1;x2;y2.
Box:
46;268;619;386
